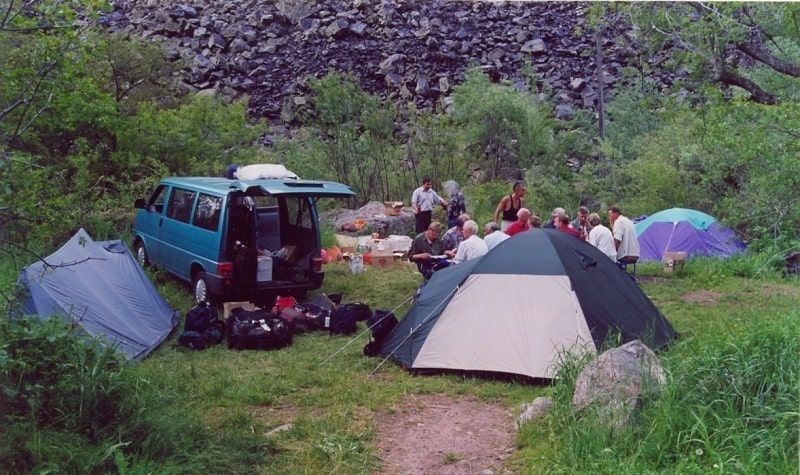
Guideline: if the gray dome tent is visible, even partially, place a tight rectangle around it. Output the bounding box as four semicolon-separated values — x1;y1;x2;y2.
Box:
17;229;180;361
379;229;676;379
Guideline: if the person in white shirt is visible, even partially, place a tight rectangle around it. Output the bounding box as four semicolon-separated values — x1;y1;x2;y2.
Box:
452;220;488;264
587;213;616;260
483;221;509;250
608;206;640;263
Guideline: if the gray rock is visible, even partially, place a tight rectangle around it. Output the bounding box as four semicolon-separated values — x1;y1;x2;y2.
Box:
100;1;676;126
572;340;666;431
516;397;554;427
320;201;416;238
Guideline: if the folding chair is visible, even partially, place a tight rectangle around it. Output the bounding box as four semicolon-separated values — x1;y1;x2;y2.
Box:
617;256;638;280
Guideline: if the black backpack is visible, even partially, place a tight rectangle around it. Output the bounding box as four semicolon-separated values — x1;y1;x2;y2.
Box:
180;304;225;350
363;309;397;357
184;303;220;332
337;302;372;322
328;305;360;335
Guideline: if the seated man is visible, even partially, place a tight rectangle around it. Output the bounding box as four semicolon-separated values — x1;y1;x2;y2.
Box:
408;221;447;281
505;208;532;237
555;213;581;238
441;213;470;254
452;220;488;264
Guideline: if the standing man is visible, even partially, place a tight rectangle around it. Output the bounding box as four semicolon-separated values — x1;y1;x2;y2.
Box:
444;180;467;229
570;206;592;241
608;205;640;264
452;220;488;264
412;177;448;234
494;180;526;231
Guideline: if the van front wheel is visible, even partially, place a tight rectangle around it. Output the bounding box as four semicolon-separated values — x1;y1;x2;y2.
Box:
193;271;214;305
134;241;148;268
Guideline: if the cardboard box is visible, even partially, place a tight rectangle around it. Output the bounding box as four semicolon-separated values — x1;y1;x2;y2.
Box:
663;251;687;273
384;201;404;216
257;255;273;281
371;239;395;267
223;301;259;319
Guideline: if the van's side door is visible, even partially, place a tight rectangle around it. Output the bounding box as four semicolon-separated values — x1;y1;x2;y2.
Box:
137;184;170;265
161;186;198;278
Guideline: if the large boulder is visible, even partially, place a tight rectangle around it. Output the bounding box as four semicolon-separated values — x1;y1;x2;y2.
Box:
320;201;416;238
571;340;667;430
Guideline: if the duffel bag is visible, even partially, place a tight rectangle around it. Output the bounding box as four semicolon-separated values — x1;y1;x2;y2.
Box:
227;307;292;350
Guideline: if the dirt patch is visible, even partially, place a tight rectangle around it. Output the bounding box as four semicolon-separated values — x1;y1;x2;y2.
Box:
681;290;723;305
374;393;516;475
760;283;800;297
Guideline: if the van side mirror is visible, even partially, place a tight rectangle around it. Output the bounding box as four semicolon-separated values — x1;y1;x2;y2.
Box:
135;198;146;209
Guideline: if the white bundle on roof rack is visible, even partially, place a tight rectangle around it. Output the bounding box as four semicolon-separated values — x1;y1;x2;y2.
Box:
236;164;299;180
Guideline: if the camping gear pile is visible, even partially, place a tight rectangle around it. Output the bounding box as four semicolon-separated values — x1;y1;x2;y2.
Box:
371;229;677;380
178;294;377;351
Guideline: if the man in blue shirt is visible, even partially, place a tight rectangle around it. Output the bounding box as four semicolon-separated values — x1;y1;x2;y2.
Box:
411;177;448;234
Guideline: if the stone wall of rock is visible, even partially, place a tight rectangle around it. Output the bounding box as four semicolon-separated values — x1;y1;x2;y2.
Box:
102;0;673;125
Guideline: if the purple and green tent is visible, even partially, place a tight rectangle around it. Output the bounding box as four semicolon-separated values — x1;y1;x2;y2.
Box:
634;208;746;262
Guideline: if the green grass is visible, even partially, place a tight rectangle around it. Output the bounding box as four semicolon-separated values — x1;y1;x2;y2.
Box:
2;257;798;474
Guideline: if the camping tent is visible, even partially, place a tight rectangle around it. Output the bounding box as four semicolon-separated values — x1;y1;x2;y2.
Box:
378;229;676;380
17;229;180;361
634;208;745;262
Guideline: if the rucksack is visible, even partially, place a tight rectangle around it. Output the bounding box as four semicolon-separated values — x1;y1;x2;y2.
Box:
363;309;397;357
337;302;372;322
178;324;225;350
328;305;360;335
367;309;397;341
180;304;225;350
184;303;220;332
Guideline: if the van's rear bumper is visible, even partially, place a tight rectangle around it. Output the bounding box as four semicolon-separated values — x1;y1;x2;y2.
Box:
211;270;324;303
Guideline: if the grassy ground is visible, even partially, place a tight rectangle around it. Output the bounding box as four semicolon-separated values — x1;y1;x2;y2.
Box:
3;256;798;473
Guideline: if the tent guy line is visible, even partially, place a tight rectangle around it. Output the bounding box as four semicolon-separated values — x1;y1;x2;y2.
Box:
319;295;414;366
370;283;462;376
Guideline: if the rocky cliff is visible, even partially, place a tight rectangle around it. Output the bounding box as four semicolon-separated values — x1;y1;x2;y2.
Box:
103;0;671;124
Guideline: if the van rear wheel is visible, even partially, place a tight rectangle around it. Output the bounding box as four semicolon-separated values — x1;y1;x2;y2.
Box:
193;271;214;305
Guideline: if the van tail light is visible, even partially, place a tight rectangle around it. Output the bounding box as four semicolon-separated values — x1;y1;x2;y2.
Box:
312;257;323;272
217;261;234;278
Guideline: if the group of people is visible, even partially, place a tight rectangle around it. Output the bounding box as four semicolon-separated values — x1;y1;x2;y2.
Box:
408;178;640;281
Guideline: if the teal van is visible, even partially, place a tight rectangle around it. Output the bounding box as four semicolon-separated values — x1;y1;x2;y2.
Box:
133;176;354;306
